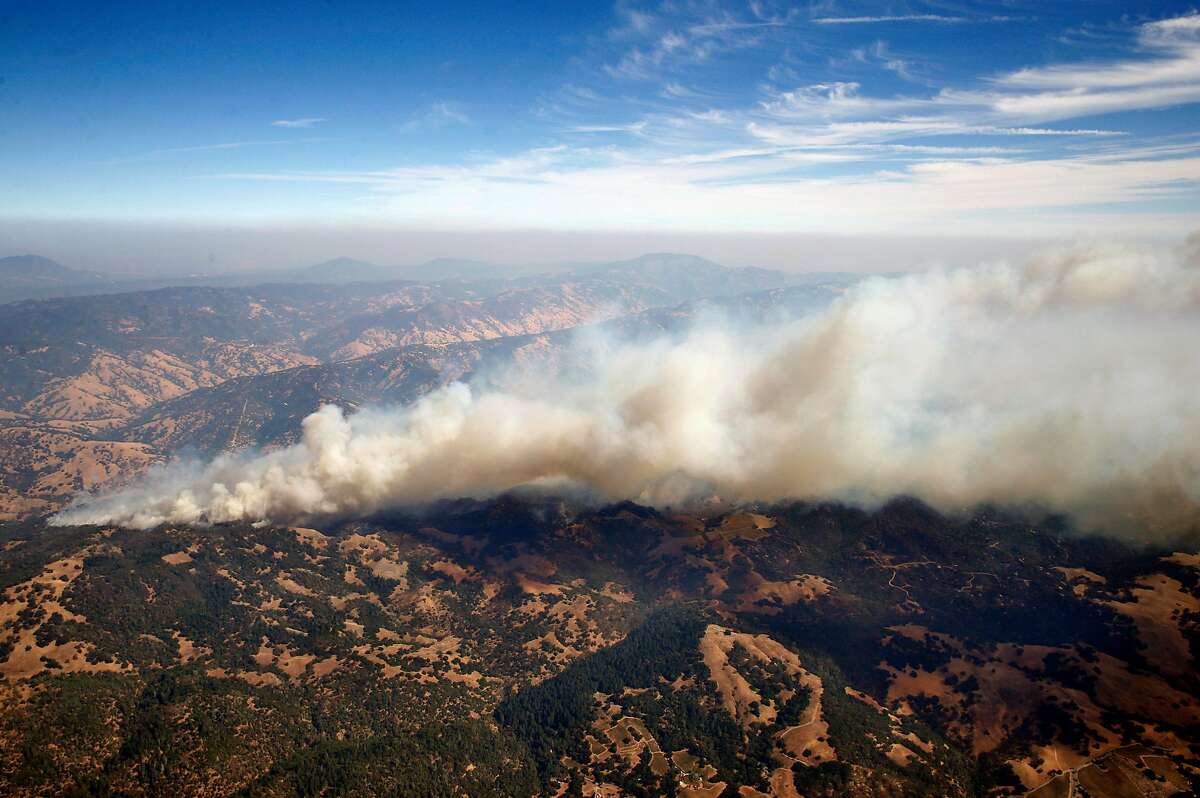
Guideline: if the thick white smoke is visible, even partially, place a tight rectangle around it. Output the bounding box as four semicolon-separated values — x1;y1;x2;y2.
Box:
54;240;1200;537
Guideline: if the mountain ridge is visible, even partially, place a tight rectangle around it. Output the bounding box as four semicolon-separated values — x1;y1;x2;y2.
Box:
1;251;810;304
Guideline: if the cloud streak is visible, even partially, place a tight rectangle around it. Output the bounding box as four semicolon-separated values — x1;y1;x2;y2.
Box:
211;139;1200;236
100;138;331;165
948;12;1200;122
271;117;327;128
399;102;471;132
812;15;1005;25
200;14;1200;235
605;4;795;79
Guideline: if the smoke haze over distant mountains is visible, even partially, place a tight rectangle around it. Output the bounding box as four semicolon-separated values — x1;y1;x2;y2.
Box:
56;238;1200;541
0;219;1053;280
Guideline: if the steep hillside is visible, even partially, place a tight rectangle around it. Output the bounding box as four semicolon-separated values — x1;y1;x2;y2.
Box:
0;498;1194;796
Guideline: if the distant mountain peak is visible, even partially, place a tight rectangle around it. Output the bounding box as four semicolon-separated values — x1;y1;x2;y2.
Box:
284;257;384;283
627;251;720;263
305;257;379;272
0;254;108;294
0;254;74;275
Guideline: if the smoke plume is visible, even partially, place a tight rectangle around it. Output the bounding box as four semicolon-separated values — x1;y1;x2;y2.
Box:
54;240;1200;537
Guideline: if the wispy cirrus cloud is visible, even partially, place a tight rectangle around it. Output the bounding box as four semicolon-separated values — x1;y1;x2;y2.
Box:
949;12;1200;122
100;138;330;165
210;140;1200;236
605;3;796;79
1000;14;1200;90
270;117;327;128
210;10;1200;237
400;101;471;132
846;40;922;83
567;121;649;134
813;14;1020;25
751;11;1200;132
814;14;966;24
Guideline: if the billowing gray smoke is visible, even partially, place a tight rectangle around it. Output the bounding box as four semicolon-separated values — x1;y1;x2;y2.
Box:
53;240;1200;537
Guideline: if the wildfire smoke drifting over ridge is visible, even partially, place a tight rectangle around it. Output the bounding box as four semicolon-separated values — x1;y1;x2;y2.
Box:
55;240;1200;538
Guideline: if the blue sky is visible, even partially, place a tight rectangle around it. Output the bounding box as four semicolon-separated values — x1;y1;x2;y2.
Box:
3;1;1200;240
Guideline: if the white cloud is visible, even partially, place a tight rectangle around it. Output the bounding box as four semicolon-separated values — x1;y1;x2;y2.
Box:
213;140;1200;237
973;126;1122;136
270;117;326;128
567;121;649;134
605;4;793;80
400;102;471;132
985;83;1200;122
1001;13;1200;90
430;101;470;124
973;12;1200;121
813;15;970;24
813;14;1020;25
101;138;328;164
756;13;1200;131
216;13;1200;237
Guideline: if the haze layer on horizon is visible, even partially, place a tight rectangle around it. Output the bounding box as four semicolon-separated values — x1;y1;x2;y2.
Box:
0;220;1057;275
3;1;1200;272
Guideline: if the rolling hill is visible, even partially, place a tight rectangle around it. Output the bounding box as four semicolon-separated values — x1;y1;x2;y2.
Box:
0;496;1195;796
